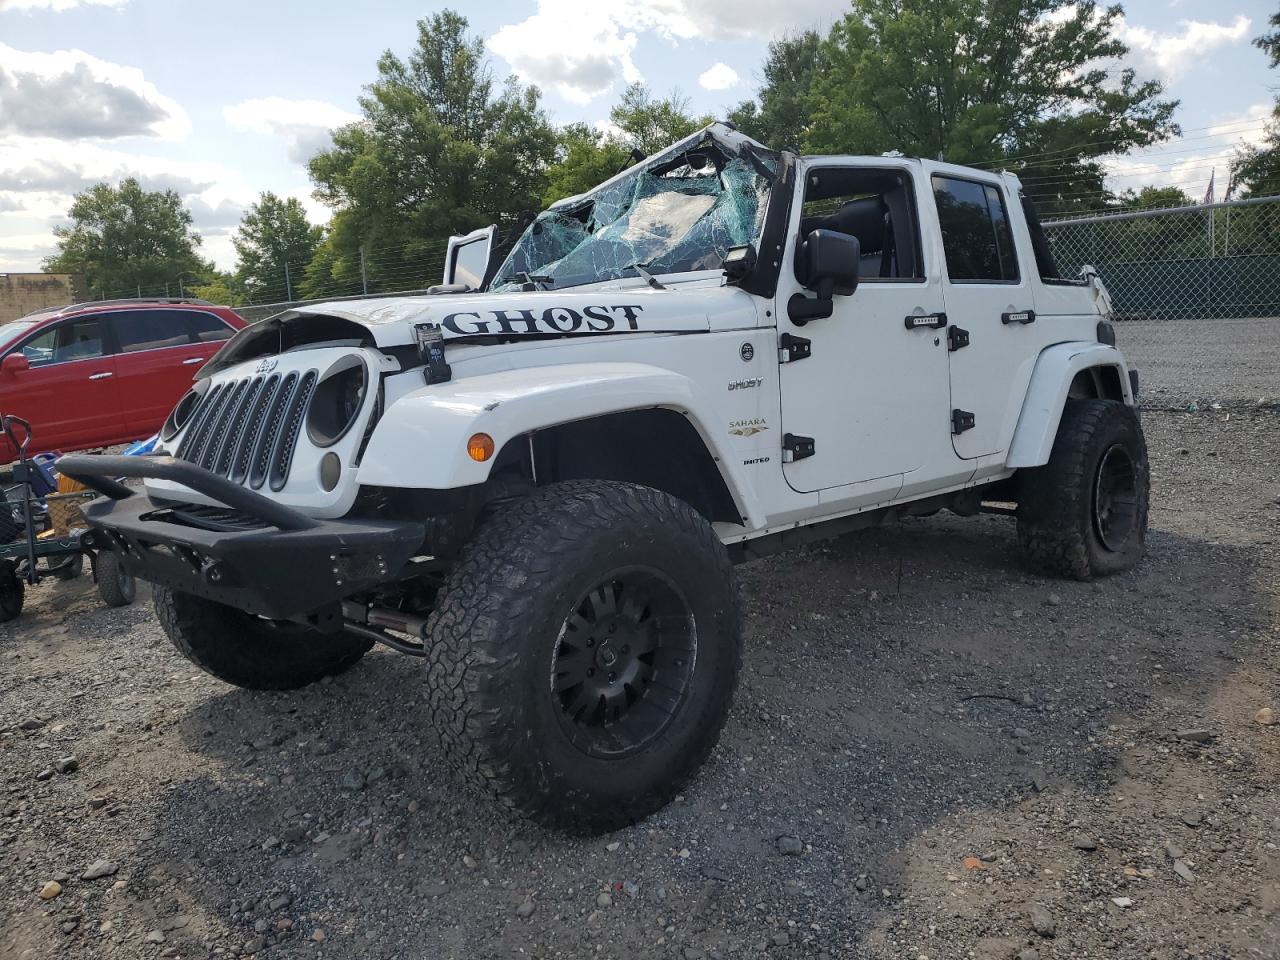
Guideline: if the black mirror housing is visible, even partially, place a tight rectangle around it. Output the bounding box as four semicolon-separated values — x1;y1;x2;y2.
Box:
789;229;861;325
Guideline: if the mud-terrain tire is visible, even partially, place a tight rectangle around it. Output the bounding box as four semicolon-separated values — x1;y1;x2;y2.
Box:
424;480;741;834
154;588;373;690
1017;398;1149;580
94;550;135;606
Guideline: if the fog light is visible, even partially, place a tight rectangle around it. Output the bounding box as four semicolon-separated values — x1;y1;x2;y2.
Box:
467;433;494;462
319;452;342;491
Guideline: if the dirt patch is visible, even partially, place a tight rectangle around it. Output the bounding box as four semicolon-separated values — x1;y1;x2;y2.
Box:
2;410;1278;960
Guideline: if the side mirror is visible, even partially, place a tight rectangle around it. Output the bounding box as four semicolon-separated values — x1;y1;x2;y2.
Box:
443;225;497;289
1;353;29;375
789;229;860;325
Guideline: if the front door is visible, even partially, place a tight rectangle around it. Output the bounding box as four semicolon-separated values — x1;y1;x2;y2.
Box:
3;316;122;454
929;171;1037;460
777;162;958;497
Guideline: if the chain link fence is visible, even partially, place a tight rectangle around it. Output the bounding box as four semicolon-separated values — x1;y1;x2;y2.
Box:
1043;197;1280;409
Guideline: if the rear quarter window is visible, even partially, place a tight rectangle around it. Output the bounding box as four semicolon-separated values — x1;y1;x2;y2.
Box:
187;311;235;343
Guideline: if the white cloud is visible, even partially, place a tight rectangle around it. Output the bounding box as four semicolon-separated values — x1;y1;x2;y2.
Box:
488;0;845;104
0;0;128;10
697;61;739;91
223;96;361;164
1115;14;1251;82
0;42;188;140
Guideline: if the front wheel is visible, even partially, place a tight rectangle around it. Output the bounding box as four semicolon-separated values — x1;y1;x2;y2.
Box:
94;550;134;606
424;481;741;834
1017;398;1150;579
154;588;374;690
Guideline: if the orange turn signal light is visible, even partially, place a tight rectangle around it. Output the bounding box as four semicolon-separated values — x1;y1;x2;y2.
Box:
467;432;495;462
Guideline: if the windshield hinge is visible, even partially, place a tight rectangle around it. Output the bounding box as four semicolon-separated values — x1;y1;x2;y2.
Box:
778;333;811;363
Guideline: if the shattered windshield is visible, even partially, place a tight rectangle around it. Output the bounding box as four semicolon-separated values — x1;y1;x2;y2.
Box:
492;147;774;292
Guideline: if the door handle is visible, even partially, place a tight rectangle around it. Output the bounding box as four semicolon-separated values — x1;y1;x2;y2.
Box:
182;357;204;365
904;312;947;330
88;372;113;381
1001;309;1036;325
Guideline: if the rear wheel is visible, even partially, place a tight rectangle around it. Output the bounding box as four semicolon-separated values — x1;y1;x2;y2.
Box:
0;562;23;622
1017;398;1149;579
95;550;136;607
154;588;373;690
424;480;741;834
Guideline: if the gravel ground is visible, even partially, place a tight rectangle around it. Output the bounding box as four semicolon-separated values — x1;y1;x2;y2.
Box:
1119;318;1280;409
3;408;1280;959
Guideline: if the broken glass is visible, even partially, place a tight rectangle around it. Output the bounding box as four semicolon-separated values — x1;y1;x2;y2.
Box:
492;150;774;292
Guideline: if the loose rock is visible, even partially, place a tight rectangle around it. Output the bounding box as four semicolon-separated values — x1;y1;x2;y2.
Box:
1255;707;1276;726
54;755;78;774
516;898;535;918
81;859;119;881
777;835;803;856
38;881;62;900
1175;728;1214;743
1029;903;1056;938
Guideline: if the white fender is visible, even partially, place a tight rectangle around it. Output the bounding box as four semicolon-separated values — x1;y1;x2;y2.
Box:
1005;342;1134;468
357;361;758;522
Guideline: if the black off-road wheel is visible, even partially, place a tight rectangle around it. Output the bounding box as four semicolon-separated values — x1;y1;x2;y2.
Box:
1017;398;1150;579
154;588;374;690
94;550;135;606
424;480;741;834
0;562;24;623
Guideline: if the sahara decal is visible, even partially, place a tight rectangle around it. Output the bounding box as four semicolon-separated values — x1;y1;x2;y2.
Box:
729;418;769;437
441;304;645;336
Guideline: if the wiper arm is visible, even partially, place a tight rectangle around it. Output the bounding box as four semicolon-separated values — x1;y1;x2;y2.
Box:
628;262;667;290
500;272;554;291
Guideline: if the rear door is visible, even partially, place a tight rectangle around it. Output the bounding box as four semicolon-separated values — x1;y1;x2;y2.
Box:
106;308;211;437
1;316;123;454
930;171;1037;459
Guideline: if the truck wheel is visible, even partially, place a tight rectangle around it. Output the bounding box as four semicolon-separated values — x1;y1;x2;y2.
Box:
425;480;741;834
0;563;23;622
154;588;374;690
95;550;136;607
1017;398;1149;580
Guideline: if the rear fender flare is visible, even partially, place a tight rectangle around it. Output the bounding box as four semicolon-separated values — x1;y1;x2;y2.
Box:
1006;342;1134;468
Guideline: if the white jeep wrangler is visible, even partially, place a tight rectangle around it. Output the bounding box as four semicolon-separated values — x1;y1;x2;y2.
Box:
63;123;1149;833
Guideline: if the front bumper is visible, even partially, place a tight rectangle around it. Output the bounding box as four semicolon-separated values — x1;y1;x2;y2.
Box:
57;454;424;622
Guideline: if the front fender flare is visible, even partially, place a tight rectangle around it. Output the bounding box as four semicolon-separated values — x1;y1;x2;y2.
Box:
1006;343;1134;468
357;362;757;522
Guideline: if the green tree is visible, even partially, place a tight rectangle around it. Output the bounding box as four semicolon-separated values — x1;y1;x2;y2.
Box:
802;0;1178;215
43;178;211;298
1231;9;1280;198
233;192;322;302
189;272;243;307
1115;185;1192;210
308;10;557;291
608;84;711;156
542;123;631;205
729;31;823;151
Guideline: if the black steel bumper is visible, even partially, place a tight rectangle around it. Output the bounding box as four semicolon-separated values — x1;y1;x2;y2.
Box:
57;454;425;622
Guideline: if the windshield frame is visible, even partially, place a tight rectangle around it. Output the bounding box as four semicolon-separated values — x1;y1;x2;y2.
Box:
489;124;791;297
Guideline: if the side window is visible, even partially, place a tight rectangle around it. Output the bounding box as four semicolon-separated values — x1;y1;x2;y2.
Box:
111;310;194;353
187;312;235;343
932;176;1019;282
798;168;923;280
20;318;107;366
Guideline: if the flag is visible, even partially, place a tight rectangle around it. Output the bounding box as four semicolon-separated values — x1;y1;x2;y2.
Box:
1203;168;1215;204
1223;173;1236;202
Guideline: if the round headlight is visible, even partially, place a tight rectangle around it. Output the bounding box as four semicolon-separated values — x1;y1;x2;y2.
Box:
307;358;368;447
160;387;202;441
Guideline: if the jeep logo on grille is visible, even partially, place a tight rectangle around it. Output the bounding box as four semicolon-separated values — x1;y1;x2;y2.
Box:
255;357;279;374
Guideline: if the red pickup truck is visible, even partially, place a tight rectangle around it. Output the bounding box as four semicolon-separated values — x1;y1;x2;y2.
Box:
0;299;247;464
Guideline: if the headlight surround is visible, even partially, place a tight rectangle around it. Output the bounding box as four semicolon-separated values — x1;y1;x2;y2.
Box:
159;384;205;441
306;356;368;448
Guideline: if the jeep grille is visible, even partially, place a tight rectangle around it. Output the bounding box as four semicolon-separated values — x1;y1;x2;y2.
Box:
175;369;319;491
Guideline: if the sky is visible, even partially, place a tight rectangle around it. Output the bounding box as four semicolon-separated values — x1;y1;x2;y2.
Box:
0;0;1276;274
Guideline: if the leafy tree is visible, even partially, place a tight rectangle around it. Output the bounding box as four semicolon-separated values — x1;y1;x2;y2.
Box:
801;0;1178;215
308;10;557;290
233;192;322;302
608;84;711;156
543;123;631;205
1114;185;1192;210
189;273;243;307
729;31;823;151
43;178;211;298
1231;9;1280;198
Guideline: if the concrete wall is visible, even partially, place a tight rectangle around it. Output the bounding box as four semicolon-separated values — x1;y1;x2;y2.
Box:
0;273;85;324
